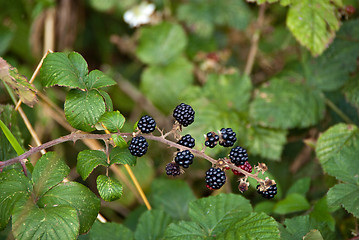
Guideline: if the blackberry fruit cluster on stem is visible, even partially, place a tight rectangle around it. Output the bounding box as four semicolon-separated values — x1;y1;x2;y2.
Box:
205;167;226;190
128;136;148;157
219;128;237;147
137;115;156;133
229;146;248;166
177;134;195;149
173;103;195;127
175;150;194;168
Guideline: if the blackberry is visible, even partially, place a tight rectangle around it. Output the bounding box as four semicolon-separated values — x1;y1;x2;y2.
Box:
137;115;156;133
177;134;195;149
128;136;148;157
166;162;181;176
205;132;219;148
229;146;248;166
175;150;194;168
205;167;226;190
232;161;252;176
173;103;195;127
219;128;237;147
257;184;277;199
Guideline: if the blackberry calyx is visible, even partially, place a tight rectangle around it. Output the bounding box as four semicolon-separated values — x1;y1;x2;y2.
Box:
175;150;194;168
177;134;195;149
232;161;252;176
205;167;226;190
219;128;237;147
166;162;181;176
137;115;156;133
128;136;148;157
205;132;219;148
257;184;277;199
173;103;195;127
229;146;248;166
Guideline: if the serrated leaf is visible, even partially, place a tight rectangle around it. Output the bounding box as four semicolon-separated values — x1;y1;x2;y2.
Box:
273;193;311;215
97;175;123;201
315;123;359;165
86;69;116;89
76;150;108;180
327;183;359;218
286;0;339;56
163;221;206;240
110;146;136;166
0;169;32;230
150;179;196;220
98;111;125;133
64;89;106;132
32;152;70;197
112;135;128;148
303;229;324;240
286;177;311;196
217;212;280;240
136;22;187;65
0;57;37;107
134;210;172;240
189;193;252;236
87;221;134;240
12;199;79;240
37;182;101;234
141;56;193;113
250;78;325;129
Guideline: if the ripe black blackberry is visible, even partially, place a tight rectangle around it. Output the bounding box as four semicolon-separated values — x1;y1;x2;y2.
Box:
175;150;194;168
229;146;248;166
204;132;219;148
128;136;148;157
219;128;237;147
137;115;156;133
173;103;195;127
165;162;181;176
257;184;277;199
232;161;252;176
177;134;195;149
205;167;226;190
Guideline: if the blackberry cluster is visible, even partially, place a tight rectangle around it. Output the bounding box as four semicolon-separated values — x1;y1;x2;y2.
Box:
219;128;237;147
229;146;248;166
175;150;194;168
173;103;195;127
166;162;181;176
205;132;219;148
205;167;226;190
177;134;195;149
257;184;277;199
128;136;148;157
232;161;252;176
137;115;156;133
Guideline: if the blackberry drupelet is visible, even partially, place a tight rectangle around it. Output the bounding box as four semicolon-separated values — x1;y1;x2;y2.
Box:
177;134;195;149
137;115;156;133
257;184;277;199
219;128;237;147
173;103;195;127
205;132;219;148
205;167;226;190
175;150;194;168
166;162;181;176
128;136;148;157
232;161;252;176
229;146;248;166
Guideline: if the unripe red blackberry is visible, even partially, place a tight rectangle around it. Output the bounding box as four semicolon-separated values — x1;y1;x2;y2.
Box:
177;134;195;149
173;103;195;127
175;150;194;168
232;161;252;176
205;167;226;190
205;132;219;148
257;184;277;199
165;162;181;176
137;115;156;133
219;128;237;147
229;146;248;166
128;136;148;157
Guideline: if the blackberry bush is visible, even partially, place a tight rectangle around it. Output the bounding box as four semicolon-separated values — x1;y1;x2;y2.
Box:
128;136;149;157
177;134;195;149
205;167;226;190
229;146;248;166
137;115;156;133
175;150;194;168
219;128;237;147
204;131;219;148
173;103;195;127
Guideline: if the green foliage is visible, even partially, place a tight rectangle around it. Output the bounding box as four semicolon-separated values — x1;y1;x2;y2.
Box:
135;210;172;240
273;193;311;214
85;221;134;240
96;175;123;201
97;111;125;133
110;146;137;166
77;150;108;180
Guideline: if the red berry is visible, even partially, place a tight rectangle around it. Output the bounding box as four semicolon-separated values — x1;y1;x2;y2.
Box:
231;161;252;176
345;5;355;15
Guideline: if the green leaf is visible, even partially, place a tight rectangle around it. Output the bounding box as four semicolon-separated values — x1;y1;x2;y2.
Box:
37;182;101;234
64;89;106;132
76;150;108;180
188;193;252;236
141;56;193;113
136;22;187;65
343;76;359;108
310;197;335;231
32;152;70;197
249;78;325;129
96;175;123;201
86;70;116;89
0;118;24;155
87;221;134;240
110;146;136;166
273;193;311;215
112;135;128;148
286;177;311;196
98;111;125;133
327;183;359;218
303;230;324;240
98;90;114;112
0;169;32;230
315;123;359;166
163;221;206;240
134;210;172;240
0;57;37;107
217;212;280;240
254;201;275;215
150;179;196;220
12;199;79;240
286;0;339;56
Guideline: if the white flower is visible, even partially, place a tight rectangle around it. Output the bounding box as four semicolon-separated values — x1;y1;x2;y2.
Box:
123;2;155;28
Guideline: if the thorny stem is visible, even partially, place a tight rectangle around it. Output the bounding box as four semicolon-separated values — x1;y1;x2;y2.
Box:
1;131;265;183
